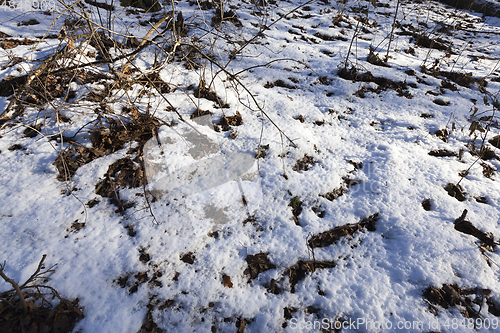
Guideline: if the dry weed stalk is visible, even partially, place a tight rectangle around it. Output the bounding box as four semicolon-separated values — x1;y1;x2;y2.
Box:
384;0;400;61
0;255;55;316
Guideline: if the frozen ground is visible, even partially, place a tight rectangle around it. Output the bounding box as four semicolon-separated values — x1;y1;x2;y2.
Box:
1;0;500;332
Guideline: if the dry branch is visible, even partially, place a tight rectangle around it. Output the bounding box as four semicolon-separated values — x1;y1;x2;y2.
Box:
0;262;28;315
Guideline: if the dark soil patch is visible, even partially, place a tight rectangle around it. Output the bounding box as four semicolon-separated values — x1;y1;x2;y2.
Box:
264;279;282;295
475;196;488;204
308;213;378;248
137;308;164;333
68;220;85;233
420;113;434;118
311;206;325;218
313;32;334;41
478;146;498;160
422;199;431;211
487;298;500;317
149;270;163;288
139;248;151;263
405;69;416;76
134;271;149;284
0;71;73;102
32;75;72;103
283;307;297;320
293;154;315;172
8;144;24;151
0;296;84;333
348;160;363;170
95;156;144;213
194;82;229;108
433;99;450;106
211;6;242;27
413;34;450;51
23;124;42;138
180;252;195;264
18;19;39;26
489;135;500;149
285;260;335;293
244;252;276;280
338;67;411;98
54;112;160;181
85;0;115;10
313;32;346;41
137;72;171;94
441;79;457;91
294;115;305;123
83;88;109;103
454;209;497;251
125;224;137;237
428;149;456;157
190;0;212;9
342;176;362;188
422;67;483;88
115;269;159;294
97;157;144;191
120;0;161;12
354;86;376;98
219;111;242;131
115;274;130;288
436;0;500;18
0;75;27;96
86;198;100;208
435;129;449;142
264;79;297;90
320;187;346;201
74;70;109;85
0;38;36;50
481;162;495;178
445;183;466;201
423;284;489;318
190;108;212;120
366;50;390;67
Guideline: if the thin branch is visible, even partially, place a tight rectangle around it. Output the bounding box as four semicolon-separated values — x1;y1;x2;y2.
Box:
178;42;298;148
20;254;48;289
0;262;28;315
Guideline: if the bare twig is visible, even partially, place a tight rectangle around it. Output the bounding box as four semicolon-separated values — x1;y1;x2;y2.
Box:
385;0;401;62
345;20;361;69
21;254;50;289
0;262;28;315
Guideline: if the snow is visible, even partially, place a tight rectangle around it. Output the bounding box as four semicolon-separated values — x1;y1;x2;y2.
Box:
2;0;500;332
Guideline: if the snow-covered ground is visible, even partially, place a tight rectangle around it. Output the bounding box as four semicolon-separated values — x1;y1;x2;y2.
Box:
2;0;500;332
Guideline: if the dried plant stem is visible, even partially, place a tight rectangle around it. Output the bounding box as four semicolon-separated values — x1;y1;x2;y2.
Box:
385;0;401;62
344;20;360;70
0;263;28;315
121;14;171;73
21;255;48;289
175;42;298;147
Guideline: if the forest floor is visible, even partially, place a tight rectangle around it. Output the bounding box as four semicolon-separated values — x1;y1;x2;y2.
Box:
2;0;500;332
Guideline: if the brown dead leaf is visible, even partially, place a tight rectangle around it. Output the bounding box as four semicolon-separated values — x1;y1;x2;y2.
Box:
222;274;233;288
244;252;276;280
308;213;378;248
